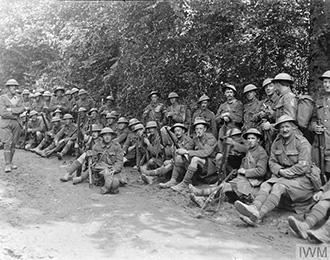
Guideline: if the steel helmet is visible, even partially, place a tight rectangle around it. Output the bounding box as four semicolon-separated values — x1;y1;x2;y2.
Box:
54;85;65;92
78;89;87;96
198;94;210;103
29;110;38;117
170;123;188;132
91;124;102;132
106;95;114;101
71;87;79;94
133;123;145;132
100;127;116;136
43;91;52;97
148;90;159;98
22;89;30;95
274;115;297;129
106;112;117;119
224;83;237;92
168;92;179;99
78;107;87;113
51;116;61;123
36;87;45;93
319;70;330;80
243;84;258;94
262;78;273;88
146;121;158;129
65;90;72;95
225;128;242;137
63;114;74;120
272;73;294;83
89;108;98;114
34;92;42;97
193;117;209;128
117;117;129;124
5;79;19;86
128;118;140;127
242;128;262;139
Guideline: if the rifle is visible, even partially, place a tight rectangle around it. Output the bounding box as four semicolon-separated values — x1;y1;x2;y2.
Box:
23;110;30;147
218;126;232;181
40;112;49;132
164;126;189;162
317;120;326;184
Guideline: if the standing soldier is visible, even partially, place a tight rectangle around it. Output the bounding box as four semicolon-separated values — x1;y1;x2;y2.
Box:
242;84;261;132
165;92;190;126
216;84;243;141
142;90;166;126
235;115;315;226
311;70;330;181
192;94;217;138
50;86;70;113
171;118;217;193
272;73;297;121
0;79;25;172
76;89;94;112
256;78;279;154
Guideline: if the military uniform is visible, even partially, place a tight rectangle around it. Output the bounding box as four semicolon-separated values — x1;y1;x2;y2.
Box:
274;88;297;121
50;96;70;113
32;98;44;113
25;116;45;149
123;131;138;162
216;98;243;139
192;109;217;138
115;127;129;146
165;103;190;126
142;102;166;126
242;98;262;131
75;97;94;112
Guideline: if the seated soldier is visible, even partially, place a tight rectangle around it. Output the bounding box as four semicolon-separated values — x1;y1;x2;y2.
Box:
170;117;217;193
41;113;76;158
141;123;194;185
235;115;316;226
189;128;268;207
123;118;140;166
139;121;164;182
105;112;117;130
288;179;330;243
32;116;62;155
60;124;101;183
25;110;45;150
53;108;62;119
87;127;123;194
88;107;101;126
114;117;129;146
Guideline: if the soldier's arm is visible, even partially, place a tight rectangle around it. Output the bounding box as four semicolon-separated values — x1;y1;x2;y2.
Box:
182;136;194;150
283;94;297;120
12;98;25;115
231;140;248;154
244;149;268;178
228;101;243;124
0;97;20;119
188;134;217;158
286;139;312;176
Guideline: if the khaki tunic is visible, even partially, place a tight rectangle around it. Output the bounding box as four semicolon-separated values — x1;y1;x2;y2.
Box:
114;127;129;146
142;102;166;126
165;103;190;126
268;133;314;212
75;97;95;112
274;89;297;121
50;96;70;113
242;98;262;131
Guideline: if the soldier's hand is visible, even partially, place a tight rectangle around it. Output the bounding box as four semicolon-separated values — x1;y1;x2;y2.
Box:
176;148;188;155
313;191;323;201
237;168;246;175
143;137;150;146
262;121;271;130
223;116;230;122
315;125;324;134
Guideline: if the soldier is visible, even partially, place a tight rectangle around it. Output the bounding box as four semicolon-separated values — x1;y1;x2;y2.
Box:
21;89;31;109
190;128;267;206
242;84;261;132
53;108;62;119
60;124;102;183
235;115;315;226
142;90;166;126
142;123;194;187
24;110;45;150
88;108;101;126
139;121;164;179
0;79;25;172
100;111;108;127
75;89;94;112
100;95;116;114
288;177;330;243
32;116;62;155
86;127;124;194
32;92;44;113
50;86;70;113
123;118;141;166
105;112;117;130
256;78;279;154
192;94;217;138
42;91;53;121
64;89;73;111
170;118;217;193
272;73;297;121
55;113;78;160
114;117;129;146
311;70;330;180
134;123;148;169
216;84;243;141
165;92;190;126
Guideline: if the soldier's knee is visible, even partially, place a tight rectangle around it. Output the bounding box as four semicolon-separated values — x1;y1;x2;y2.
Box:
174;155;184;165
260;182;272;193
215;153;223;161
271;183;286;196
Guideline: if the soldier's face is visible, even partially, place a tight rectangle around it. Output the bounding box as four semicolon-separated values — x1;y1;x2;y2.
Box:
265;83;275;96
31;115;37;121
279;122;294;139
91;111;97;118
147;127;156;135
64;119;72;125
7;86;16;95
23;94;29;99
174;127;184;139
195;124;206;137
151;94;158;103
246;91;256;101
107;118;114;124
44;96;50;101
54;121;61;127
107;100;113;105
246;134;258;148
323;79;330;92
92;132;99;139
169;98;177;104
57;90;64;97
201;101;208;109
80;94;87;100
102;133;113;143
117;123;127;130
225;89;234;100
137;129;144;137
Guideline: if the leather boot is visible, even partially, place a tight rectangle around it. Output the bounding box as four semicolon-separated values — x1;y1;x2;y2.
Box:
100;175;114;194
72;171;88;185
171;168;195;193
159;166;181;189
57;142;71;160
288;216;309;239
4;150;11;173
31;138;47;154
60;160;82;182
307;225;330;243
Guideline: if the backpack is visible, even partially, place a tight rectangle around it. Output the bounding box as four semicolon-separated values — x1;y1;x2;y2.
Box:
296;94;314;129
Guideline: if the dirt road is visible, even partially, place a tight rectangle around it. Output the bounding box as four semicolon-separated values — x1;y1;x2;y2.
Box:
0;150;307;260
